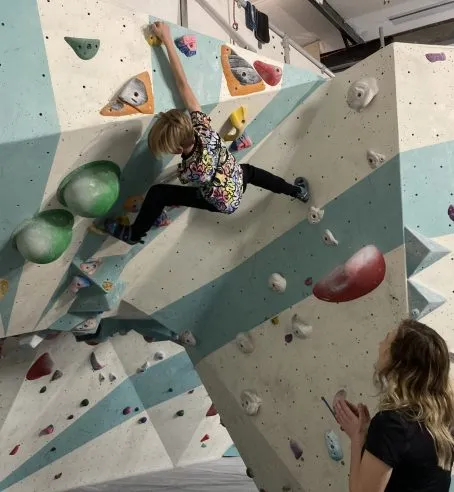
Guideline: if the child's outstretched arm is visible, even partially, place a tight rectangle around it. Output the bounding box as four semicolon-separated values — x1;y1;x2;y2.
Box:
152;21;201;113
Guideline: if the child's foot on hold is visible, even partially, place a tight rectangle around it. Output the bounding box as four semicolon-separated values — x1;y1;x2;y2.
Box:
294;177;310;203
104;219;143;245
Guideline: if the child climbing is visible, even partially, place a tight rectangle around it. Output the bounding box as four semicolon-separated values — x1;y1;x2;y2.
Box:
105;21;310;245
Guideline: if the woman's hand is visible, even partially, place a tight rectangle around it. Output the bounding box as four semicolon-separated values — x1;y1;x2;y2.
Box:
335;399;370;443
151;21;171;43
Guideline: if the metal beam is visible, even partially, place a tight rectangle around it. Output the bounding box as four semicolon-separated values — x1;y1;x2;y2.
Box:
305;0;365;45
180;0;188;28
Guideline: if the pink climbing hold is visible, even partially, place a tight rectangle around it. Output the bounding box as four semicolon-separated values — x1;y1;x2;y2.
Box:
448;205;454;221
206;404;218;417
39;424;54;436
425;52;446;63
200;434;210;443
26;353;54;381
230;131;253;152
304;277;313;286
290;439;303;460
253;60;282;86
175;35;197;57
9;444;20;456
313;245;386;303
123;406;132;415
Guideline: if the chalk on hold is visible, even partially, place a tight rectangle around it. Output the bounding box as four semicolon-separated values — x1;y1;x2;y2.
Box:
19;334;44;349
235;332;254;354
291;314;312;339
64;37;100;60
175;35;197;57
109;372;117;382
178;330;197;347
426;52;446;62
69;275;91;294
51;369;63;382
9;445;20;456
411;308;420;319
308;206;324;224
289;439;303;460
268;273;286;293
323;230;338;246
253;60;282;86
154;351;165;361
39;424;54;437
347;77;379;112
80;259;101;276
333;389;347;409
325;430;343;461
367;150;386;169
223;106;247;142
240;390;262;416
26;353;54;381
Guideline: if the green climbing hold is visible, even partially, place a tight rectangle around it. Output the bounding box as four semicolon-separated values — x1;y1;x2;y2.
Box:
12;210;74;264
57;161;121;218
64;37;100;60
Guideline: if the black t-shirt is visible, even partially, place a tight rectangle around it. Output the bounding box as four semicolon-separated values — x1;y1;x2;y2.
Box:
365;410;452;491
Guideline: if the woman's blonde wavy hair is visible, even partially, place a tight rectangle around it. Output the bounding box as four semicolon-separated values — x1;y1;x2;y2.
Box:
375;319;454;470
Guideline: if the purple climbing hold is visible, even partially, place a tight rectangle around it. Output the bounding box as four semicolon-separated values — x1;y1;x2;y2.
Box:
305;277;313;286
123;406;132;415
175;35;197;57
51;369;63;382
425;52;446;63
448;205;454;221
285;333;293;343
138;416;148;424
39;424;54;437
289;439;303;460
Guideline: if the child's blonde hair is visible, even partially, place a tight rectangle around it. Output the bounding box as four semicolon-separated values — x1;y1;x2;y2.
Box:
148;109;194;155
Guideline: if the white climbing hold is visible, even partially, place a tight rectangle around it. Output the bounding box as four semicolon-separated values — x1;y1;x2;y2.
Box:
347;77;379;112
18;334;44;349
98;372;105;383
291;314;313;339
236;332;254;354
268;273;287;293
154;351;165;361
240;390;262;416
367;150;386;169
179;330;197;347
119;77;148;107
108;372;117;382
308;206;324;224
323;230;338;246
138;361;151;372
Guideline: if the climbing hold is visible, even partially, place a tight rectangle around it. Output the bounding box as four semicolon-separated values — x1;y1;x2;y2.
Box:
448;205;454;221
90;348;106;371
50;447;56;452
98;372;105;383
57;161;121;218
124;195;144;213
138;361;151;372
201;443;207;448
168;388;173;393
206;403;218;417
367;150;386;169
408;279;446;320
200;434;210;442
221;45;265;96
101;72;154;116
154;351;165;361
18;333;44;349
411;308;420;319
143;24;162;46
26;353;54;381
69;275;91;294
246;467;254;478
305;277;313;286
80;259;101;276
138;416;148;424
271;316;280;325
176;410;185;417
291;314;312;339
175;35;197;57
347;77;379;112
39;424;54;436
240;390;262;416
153;210;171;228
54;473;63;480
314;245;386;302
325;430;343;461
289;439;303;460
282;487;292;492
405;227;449;277
426;52;446;62
80;398;90;407
0;279;9;300
74;318;99;335
230;131;253;152
235;332;254;353
123;406;132;415
307;206;324;224
67;414;74;420
223;106;248;141
50;369;63;381
268;273;286;293
9;445;20;456
135;407;140;412
13;210;74;264
109;373;117;382
102;280;113;292
39;386;47;394
64;37;100;60
323;230;338;246
332;389;347;409
284;333;293;343
253;60;282;86
178;330;197;347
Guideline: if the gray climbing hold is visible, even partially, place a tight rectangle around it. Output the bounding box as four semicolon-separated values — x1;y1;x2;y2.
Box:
268;273;286;292
405;227;450;277
154;351;165;361
291;314;312;339
108;372;117;382
119;77;148;107
240;390;262;416
178;330;197;347
323;230;338;246
408;279;446;320
367;150;386;169
64;37;100;60
347;77;379;112
236;332;254;353
308;206;324;224
325;430;343;461
51;369;63;382
98;372;105;383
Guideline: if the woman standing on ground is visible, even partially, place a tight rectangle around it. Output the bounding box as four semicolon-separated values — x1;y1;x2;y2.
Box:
335;319;454;492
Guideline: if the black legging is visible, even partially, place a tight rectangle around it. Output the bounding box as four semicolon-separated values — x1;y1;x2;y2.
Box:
130;164;299;241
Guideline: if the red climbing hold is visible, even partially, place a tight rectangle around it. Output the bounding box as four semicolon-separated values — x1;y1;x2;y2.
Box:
200;434;210;443
39;424;54;436
206;404;218;417
313;245;386;303
9;444;20;456
253;60;282;86
26;353;54;380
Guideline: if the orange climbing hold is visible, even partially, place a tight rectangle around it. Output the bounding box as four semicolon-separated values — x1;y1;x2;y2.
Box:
26;353;54;381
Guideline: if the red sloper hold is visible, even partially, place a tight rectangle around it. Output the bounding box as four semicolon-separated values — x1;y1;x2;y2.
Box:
206;404;218;417
253;61;282;87
313;245;386;302
26;353;54;381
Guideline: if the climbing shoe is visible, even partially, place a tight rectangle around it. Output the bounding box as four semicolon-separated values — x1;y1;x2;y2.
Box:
104;219;143;245
294;177;310;203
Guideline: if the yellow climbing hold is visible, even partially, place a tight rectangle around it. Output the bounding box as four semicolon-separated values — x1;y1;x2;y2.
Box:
143;25;162;46
0;279;8;300
271;316;280;325
223;106;247;142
